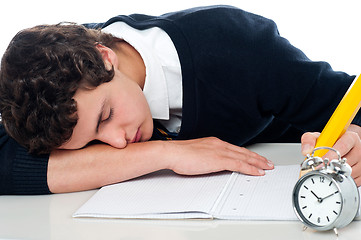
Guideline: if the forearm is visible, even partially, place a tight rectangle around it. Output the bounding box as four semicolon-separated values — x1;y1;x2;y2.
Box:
48;141;167;193
48;137;272;194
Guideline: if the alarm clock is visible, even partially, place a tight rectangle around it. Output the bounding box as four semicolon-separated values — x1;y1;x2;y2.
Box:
292;147;359;233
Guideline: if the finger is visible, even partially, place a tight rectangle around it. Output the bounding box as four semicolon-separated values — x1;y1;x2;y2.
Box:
301;132;320;155
245;155;274;170
351;162;361;182
223;144;273;169
191;137;272;175
211;146;271;175
353;176;361;187
324;131;359;164
222;141;267;159
347;146;361;179
201;148;266;176
223;141;270;163
322;132;361;185
235;160;267;176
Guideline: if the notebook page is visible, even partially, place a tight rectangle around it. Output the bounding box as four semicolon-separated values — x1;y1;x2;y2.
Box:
73;170;231;219
212;165;300;220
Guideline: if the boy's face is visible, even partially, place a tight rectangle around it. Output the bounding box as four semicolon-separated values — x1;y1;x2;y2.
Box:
59;69;153;150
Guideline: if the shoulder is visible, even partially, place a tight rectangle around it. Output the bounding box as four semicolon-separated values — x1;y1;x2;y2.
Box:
160;5;276;27
86;5;276;31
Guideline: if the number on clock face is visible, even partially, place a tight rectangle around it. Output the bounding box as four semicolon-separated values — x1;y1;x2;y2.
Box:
297;174;342;226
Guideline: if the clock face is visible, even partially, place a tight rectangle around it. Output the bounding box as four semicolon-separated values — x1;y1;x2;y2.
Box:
294;173;342;227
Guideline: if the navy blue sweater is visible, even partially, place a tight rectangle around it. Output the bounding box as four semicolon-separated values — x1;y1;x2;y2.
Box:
1;5;360;195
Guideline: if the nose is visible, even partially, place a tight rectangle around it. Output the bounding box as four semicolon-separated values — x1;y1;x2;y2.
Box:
98;128;127;149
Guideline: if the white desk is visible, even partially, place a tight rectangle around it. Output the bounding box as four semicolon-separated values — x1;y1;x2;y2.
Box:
1;144;361;240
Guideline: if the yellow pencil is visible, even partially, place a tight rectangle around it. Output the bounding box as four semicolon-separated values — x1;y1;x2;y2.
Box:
314;74;361;156
300;74;361;176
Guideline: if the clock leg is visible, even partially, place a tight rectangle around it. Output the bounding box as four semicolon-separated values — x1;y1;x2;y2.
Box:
333;228;338;236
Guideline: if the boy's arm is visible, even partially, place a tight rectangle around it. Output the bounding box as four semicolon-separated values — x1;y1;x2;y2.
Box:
48;137;272;193
1;119;271;195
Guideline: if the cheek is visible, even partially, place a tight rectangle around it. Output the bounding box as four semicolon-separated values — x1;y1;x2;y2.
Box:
121;89;150;117
110;81;152;126
136;90;151;114
59;124;94;150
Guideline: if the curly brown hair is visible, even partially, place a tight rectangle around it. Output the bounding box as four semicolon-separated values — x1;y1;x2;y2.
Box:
0;23;117;154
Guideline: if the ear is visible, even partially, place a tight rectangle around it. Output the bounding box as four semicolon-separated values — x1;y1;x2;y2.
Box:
95;44;119;71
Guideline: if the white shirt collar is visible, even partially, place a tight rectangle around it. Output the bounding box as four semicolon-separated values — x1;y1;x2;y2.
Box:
102;22;170;120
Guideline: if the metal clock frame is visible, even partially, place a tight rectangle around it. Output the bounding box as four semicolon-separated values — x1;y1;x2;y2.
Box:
292;147;360;232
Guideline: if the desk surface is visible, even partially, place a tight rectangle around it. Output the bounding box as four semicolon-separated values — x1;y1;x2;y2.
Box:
1;143;360;240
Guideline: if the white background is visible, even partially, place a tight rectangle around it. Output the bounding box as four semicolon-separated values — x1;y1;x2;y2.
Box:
0;0;360;75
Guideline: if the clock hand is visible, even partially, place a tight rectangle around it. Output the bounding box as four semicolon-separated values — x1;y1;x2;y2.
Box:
321;191;339;201
311;190;322;202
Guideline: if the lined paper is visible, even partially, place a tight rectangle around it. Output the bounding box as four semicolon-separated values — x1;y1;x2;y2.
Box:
73;170;231;219
74;165;302;220
212;165;300;220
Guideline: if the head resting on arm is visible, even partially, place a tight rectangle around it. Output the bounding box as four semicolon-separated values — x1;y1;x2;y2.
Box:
0;23;117;154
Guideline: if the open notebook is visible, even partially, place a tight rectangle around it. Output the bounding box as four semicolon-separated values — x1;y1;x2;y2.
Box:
73;143;361;221
73;165;303;220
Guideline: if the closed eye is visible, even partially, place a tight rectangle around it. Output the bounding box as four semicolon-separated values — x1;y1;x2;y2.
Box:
96;102;113;133
103;107;114;123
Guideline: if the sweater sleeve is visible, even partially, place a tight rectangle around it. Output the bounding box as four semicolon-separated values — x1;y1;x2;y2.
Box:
0;125;50;195
259;29;360;131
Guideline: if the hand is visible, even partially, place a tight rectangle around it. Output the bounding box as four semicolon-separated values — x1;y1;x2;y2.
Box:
162;137;274;176
301;124;361;186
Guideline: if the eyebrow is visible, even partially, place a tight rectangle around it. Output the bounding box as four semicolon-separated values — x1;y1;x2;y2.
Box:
96;99;106;133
